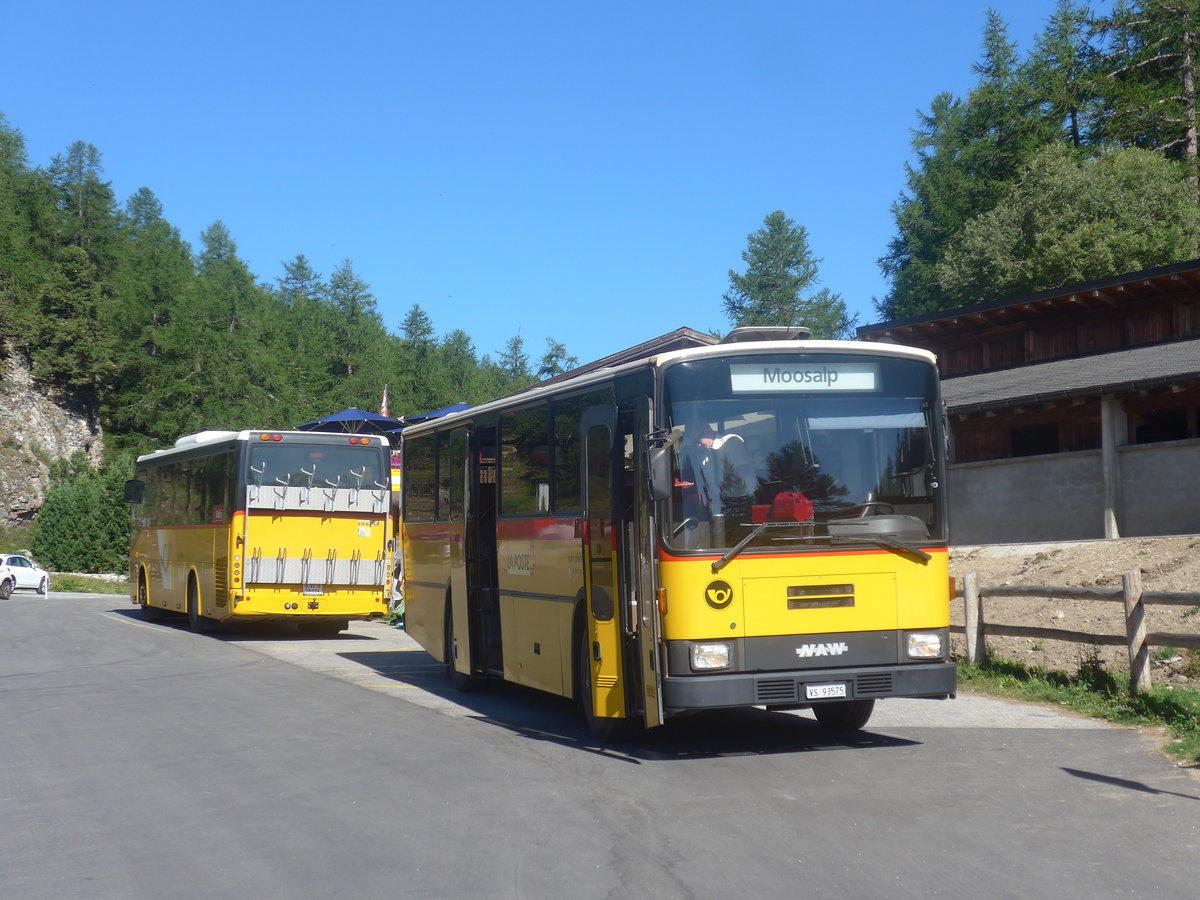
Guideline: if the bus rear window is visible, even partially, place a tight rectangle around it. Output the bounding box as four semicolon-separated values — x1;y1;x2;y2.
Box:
248;443;385;490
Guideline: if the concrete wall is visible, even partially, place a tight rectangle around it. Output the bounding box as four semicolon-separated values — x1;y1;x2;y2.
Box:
948;450;1105;545
948;440;1200;544
1118;439;1200;536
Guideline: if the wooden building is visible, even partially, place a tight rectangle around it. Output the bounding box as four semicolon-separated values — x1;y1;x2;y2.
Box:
858;259;1200;543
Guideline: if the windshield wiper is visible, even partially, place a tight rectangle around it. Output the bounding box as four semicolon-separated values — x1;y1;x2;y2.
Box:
711;523;827;574
831;534;931;562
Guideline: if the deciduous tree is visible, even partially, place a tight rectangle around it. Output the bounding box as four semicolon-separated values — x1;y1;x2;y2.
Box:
936;145;1200;303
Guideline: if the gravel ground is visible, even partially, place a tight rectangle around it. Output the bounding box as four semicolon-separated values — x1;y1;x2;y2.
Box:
950;535;1200;686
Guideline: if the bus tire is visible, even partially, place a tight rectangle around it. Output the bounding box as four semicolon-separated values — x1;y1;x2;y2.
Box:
186;577;204;633
813;698;875;732
138;573;162;622
444;598;483;692
575;623;641;743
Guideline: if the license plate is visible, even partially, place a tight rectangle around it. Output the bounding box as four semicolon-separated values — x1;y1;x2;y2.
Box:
805;682;847;700
301;584;324;597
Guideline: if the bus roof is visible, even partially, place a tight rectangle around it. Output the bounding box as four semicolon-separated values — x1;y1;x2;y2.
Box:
135;429;388;464
401;339;938;437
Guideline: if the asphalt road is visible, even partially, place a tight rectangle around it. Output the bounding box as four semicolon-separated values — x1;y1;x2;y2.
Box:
3;593;1198;899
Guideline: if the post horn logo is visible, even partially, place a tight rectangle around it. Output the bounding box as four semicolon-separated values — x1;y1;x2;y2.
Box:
705;579;734;609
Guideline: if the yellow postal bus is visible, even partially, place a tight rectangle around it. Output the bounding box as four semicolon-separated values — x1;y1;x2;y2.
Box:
126;429;392;633
401;330;955;738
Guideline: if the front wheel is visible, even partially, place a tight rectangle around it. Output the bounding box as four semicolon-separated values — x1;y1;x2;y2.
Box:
813;698;875;732
36;577;48;596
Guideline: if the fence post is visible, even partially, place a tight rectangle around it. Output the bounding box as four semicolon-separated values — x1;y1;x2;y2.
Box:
964;571;984;665
1123;569;1151;694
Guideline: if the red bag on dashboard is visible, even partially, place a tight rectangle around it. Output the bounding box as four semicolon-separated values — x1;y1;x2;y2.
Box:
773;491;814;523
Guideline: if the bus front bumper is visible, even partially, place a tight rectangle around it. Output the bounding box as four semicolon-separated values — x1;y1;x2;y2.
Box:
661;661;956;713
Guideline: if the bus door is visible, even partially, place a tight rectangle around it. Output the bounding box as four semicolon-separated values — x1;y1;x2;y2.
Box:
625;398;663;728
467;424;503;675
581;407;627;720
443;428;474;675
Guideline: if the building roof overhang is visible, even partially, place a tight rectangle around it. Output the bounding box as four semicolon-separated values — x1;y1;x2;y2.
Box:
860;258;1200;344
943;337;1200;414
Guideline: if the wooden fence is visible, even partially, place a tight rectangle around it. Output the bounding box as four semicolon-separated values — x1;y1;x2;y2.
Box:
954;570;1200;693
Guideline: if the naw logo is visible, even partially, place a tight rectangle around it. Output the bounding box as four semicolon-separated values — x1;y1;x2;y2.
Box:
795;642;849;658
705;580;734;609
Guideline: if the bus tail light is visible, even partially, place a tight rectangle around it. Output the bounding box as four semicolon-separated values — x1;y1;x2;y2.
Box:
657;587;667;615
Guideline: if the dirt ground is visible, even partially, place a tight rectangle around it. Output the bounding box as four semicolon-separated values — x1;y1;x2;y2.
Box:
949;536;1200;687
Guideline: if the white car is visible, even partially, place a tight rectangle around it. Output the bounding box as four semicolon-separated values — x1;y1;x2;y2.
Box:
0;554;50;598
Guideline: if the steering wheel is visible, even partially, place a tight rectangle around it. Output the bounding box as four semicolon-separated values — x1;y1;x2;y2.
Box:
857;500;895;516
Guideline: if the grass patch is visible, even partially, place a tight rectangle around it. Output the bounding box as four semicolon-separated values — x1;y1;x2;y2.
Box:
0;522;33;554
52;574;128;594
957;654;1200;765
384;598;404;627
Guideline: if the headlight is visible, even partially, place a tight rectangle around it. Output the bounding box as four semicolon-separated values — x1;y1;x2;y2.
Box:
691;642;731;670
906;631;944;659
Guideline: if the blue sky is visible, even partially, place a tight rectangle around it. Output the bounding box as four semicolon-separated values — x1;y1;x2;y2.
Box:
4;0;1079;369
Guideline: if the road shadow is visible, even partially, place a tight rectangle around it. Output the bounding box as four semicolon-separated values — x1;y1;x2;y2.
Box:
339;647;921;762
106;607;376;641
1063;767;1200;801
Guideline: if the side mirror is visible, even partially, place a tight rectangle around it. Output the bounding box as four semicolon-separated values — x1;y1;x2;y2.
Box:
647;447;672;502
123;479;145;504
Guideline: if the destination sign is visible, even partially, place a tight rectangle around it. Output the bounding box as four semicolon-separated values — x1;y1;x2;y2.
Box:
729;362;879;392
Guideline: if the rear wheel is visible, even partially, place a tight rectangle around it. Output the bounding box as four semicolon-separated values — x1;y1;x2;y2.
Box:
576;624;641;743
813;698;875;732
0;578;12;600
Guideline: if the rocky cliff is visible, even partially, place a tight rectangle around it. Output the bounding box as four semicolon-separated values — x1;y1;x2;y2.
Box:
0;347;104;525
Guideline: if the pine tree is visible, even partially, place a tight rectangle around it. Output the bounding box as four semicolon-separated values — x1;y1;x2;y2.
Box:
104;188;195;446
439;328;483;401
498;333;530;379
325;260;390;412
879;10;1062;320
32;245;118;397
1026;0;1100;147
1095;0;1200;188
723;210;853;338
536;338;578;379
45;141;120;273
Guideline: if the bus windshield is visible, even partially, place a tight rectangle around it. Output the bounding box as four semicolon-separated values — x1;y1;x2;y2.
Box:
662;354;944;553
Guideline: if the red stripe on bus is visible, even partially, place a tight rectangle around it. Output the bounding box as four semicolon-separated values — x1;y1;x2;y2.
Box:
495;517;579;541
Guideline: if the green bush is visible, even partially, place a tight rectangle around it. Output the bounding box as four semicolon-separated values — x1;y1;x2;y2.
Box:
30;452;131;573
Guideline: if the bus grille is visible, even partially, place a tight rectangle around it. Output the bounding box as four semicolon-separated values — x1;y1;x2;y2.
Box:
755;673;896;703
857;673;894;695
215;559;228;605
756;679;798;703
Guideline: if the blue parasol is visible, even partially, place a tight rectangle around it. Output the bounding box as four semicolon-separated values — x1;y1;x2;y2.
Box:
296;408;405;434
